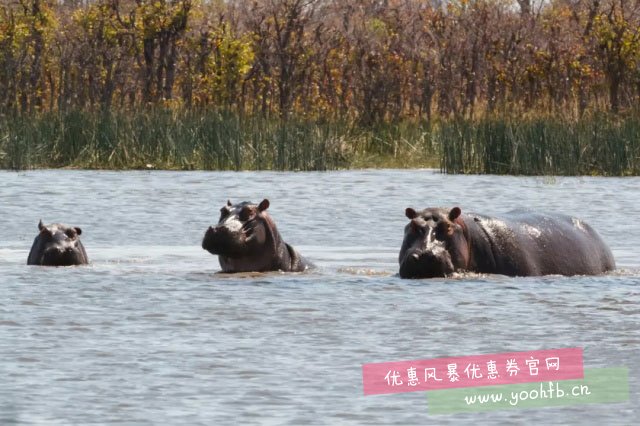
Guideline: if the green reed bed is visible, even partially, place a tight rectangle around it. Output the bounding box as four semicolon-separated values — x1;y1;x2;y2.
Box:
0;109;439;171
440;115;640;175
0;110;354;171
2;110;639;174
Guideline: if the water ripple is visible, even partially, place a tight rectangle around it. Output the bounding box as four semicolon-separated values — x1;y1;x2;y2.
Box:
0;170;638;425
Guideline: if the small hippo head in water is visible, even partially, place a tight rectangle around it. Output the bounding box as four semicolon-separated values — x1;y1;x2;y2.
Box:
399;207;469;278
202;199;310;273
27;221;89;266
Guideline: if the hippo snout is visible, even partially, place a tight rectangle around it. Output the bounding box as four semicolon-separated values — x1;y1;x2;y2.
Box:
42;246;82;266
400;250;454;279
202;226;216;250
44;246;67;256
202;225;245;255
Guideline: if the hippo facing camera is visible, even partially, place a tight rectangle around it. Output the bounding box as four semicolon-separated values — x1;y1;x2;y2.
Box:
27;220;89;266
399;206;615;279
202;199;311;273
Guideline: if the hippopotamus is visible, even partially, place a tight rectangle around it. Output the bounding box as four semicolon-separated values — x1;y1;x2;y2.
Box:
27;220;89;266
399;207;615;278
202;199;311;273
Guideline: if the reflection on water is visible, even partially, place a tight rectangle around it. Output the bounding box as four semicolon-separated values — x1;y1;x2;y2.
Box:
0;170;638;425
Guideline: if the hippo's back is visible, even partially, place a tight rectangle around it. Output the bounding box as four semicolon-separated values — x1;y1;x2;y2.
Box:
472;211;615;276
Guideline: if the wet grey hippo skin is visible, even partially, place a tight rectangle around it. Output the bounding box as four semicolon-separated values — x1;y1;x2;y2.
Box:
399;207;615;279
202;199;311;273
27;221;89;266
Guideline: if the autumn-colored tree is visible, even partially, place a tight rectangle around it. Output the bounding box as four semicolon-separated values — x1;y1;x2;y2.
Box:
0;0;56;113
2;0;640;120
590;0;640;112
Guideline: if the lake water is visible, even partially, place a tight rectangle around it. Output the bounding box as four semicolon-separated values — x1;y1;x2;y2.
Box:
0;170;638;425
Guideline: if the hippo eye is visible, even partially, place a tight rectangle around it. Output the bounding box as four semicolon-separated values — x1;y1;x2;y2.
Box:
65;228;77;239
219;208;229;222
410;221;423;234
239;206;253;222
435;222;450;239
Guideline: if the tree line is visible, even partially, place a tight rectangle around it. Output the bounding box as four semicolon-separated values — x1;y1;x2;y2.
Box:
2;0;640;122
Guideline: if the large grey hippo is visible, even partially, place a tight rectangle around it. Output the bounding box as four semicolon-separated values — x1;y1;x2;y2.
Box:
202;199;311;273
27;221;89;266
399;207;615;278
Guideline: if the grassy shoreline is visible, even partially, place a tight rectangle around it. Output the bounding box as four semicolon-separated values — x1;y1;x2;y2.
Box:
1;110;639;175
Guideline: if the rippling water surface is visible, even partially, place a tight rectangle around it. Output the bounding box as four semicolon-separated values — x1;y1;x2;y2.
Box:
1;170;638;425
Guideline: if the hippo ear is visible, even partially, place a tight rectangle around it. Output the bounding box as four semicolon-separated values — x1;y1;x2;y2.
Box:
74;227;82;236
227;199;232;207
38;220;44;231
405;208;417;219
258;199;270;212
449;207;462;221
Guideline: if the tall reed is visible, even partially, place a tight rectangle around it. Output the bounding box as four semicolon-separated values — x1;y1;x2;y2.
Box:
2;109;639;175
0;109;357;171
439;115;640;175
